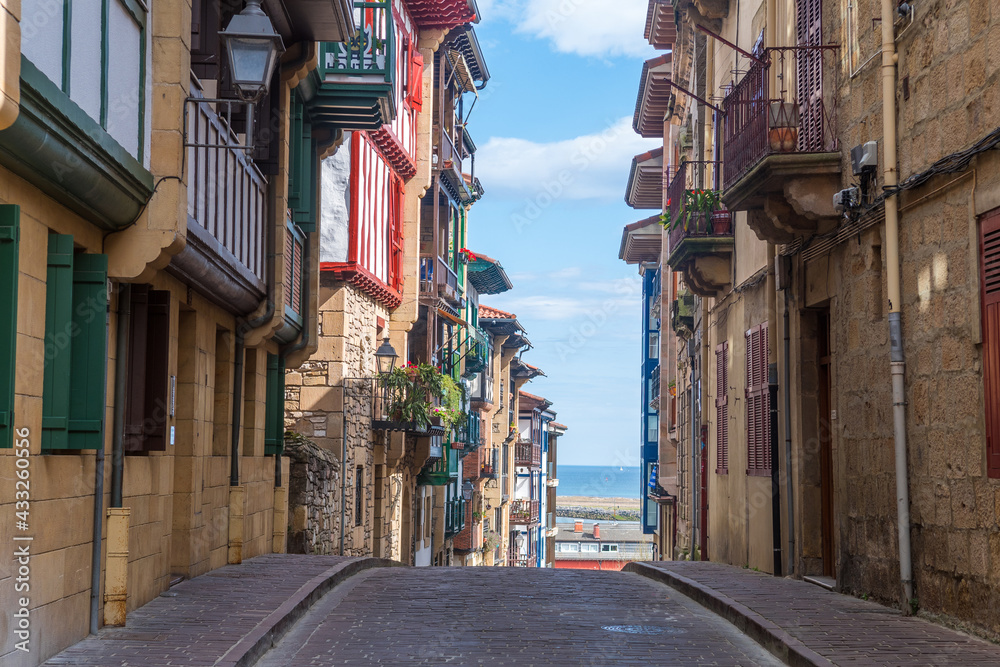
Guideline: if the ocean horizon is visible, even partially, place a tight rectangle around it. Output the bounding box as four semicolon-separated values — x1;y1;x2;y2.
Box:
556;465;641;500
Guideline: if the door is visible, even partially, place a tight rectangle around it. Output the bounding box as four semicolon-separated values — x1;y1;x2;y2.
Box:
817;309;835;577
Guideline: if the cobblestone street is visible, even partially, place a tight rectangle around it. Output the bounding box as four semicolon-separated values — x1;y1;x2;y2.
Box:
255;567;780;666
41;555;1000;666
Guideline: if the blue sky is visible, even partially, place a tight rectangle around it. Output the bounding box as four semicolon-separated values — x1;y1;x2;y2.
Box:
464;0;662;466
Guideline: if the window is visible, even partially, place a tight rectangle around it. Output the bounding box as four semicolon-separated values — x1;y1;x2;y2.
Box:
716;342;729;474
601;544;619;553
123;285;171;453
581;543;599;553
746;324;771;475
21;0;149;160
0;206;18;449
558;542;580;553
355;465;364;526
979;208;1000;478
41;235;108;451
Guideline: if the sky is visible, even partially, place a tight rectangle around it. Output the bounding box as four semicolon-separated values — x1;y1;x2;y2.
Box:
464;0;662;466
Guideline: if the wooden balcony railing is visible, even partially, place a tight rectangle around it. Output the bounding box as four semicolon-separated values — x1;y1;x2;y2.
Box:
510;499;540;525
185;84;266;285
319;1;393;82
515;439;542;468
507;547;537;567
722;46;839;191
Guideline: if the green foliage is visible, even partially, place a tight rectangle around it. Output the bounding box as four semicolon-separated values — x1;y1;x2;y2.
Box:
381;363;465;432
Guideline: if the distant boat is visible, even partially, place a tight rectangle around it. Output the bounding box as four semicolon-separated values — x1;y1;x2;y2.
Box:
619;466;624;471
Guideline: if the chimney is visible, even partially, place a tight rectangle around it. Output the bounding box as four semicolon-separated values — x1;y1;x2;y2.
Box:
593;523;600;540
574;521;583;533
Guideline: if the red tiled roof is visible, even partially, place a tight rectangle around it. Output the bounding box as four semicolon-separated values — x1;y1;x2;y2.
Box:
479;304;515;319
518;390;552;408
550;422;568;431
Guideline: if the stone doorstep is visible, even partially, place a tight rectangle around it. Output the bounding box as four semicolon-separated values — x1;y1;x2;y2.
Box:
625;562;835;667
214;557;404;667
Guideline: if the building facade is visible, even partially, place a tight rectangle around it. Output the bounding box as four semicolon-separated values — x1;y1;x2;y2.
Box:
624;0;1000;639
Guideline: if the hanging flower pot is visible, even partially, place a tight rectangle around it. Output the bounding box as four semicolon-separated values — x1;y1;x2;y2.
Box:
768;102;800;152
711;210;732;235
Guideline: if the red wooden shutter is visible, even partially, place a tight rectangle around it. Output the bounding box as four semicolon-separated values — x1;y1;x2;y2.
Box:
409;49;424;110
796;0;825;151
760;322;771;472
980;209;1000;478
716;342;729;473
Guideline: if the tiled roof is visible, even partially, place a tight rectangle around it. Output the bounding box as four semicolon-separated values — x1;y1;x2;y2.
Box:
633;54;672;138
644;0;677;49
479;304;515;319
550;422;568;431
625;147;664;209
518;390;552;409
619;214;663;264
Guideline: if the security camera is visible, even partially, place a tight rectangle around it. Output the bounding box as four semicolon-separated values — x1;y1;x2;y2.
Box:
833;187;860;213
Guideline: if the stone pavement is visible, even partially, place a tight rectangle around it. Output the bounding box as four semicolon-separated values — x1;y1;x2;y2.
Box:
627;561;1000;666
42;555;397;667
255;566;781;666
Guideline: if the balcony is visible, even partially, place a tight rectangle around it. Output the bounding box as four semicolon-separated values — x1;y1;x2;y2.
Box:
470;361;494;409
417;442;451;486
173;82;266;314
419;256;461;305
303;1;396;131
671;291;695;338
481;448;499;480
510;500;541;526
372;376;447;436
507;546;537;568
463;326;490;376
445;495;466;537
665;162;734;297
721;47;842;243
515;440;542;469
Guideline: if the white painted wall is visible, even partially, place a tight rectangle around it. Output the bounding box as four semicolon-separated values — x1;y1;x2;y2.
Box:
320;135;352;263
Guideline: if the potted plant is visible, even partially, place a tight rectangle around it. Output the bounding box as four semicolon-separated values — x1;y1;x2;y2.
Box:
380;363;465;432
768;101;800;152
711;210;732;235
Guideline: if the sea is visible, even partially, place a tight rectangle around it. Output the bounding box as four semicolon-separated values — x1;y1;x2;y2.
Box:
556;465;641;500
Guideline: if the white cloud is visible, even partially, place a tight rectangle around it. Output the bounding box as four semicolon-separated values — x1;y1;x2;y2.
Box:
515;0;654;58
476;117;660;202
480;0;654;58
490;292;638;322
549;267;582;280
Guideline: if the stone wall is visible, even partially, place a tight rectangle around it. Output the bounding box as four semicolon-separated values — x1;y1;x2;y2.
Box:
286;434;340;554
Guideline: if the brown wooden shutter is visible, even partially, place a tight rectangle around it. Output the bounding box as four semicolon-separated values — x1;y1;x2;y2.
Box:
796;0;824;151
124;285;171;453
716;342;729;473
144;290;171;451
980;209;1000;478
746;324;771;474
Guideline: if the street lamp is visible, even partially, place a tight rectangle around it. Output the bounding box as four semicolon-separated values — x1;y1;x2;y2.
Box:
220;0;285;103
462;480;474;501
374;337;399;375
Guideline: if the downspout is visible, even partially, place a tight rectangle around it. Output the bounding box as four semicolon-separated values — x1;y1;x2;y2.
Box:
880;0;913;612
279;230;312;468
689;337;698;560
90;295;113;634
783;288;794;576
230;336;244;487
767;246;782;576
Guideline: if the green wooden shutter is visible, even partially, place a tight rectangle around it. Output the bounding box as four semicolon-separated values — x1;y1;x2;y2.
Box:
42;235;75;450
67;253;108;450
0;205;18;448
265;353;285;455
288;92;317;233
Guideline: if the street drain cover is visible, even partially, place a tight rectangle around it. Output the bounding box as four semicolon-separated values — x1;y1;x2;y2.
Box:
603;625;679;635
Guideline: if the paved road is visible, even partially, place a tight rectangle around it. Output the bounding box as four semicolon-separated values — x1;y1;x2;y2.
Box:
256;566;782;666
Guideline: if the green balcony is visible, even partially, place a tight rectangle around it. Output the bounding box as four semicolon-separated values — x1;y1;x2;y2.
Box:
417;442;450;486
462;326;490;376
445;495;466;537
300;1;395;131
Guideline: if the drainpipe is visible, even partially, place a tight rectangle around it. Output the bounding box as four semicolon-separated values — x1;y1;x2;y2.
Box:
783;288;794;576
767;245;782;576
689;338;698;560
90;298;112;635
880;0;913;613
230;335;244;487
110;283;130;507
279;231;312;487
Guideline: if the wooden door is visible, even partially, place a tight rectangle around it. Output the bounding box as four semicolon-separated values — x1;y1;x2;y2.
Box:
817;309;835;577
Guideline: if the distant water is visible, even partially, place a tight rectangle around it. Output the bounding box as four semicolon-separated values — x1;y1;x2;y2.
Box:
557;465;641;499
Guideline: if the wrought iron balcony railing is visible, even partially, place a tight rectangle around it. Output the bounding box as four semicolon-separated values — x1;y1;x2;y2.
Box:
510;499;540;525
507;546;537;567
514;440;542;468
462;326;490;376
481;447;499;479
722;46;839;191
445;495;466;536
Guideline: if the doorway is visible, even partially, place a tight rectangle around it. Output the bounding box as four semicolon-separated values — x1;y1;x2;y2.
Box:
817;309;835;578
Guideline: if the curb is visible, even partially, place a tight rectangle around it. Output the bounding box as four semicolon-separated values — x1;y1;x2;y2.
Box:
624;562;835;667
215;557;403;667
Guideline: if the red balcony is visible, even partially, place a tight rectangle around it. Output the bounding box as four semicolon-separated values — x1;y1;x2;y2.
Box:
721;47;842;244
514;440;541;468
510;499;540;525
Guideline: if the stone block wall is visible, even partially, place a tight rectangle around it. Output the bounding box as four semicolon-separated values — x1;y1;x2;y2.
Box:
286;434;340;554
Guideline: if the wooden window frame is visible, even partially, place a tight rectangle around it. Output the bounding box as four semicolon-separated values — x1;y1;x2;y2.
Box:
264;353;285;456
